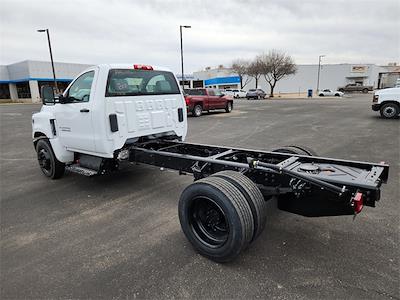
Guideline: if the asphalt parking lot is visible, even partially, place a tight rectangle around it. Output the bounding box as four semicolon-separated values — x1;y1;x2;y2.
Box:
1;94;399;299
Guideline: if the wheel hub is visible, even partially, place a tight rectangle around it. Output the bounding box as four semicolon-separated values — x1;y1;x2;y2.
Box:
38;149;51;170
190;197;229;247
384;107;395;117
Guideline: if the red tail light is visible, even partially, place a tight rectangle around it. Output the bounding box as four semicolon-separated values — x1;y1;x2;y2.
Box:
372;95;379;103
185;96;190;105
134;64;153;70
352;192;364;214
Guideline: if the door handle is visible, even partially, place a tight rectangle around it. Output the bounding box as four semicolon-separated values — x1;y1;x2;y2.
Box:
80;108;90;113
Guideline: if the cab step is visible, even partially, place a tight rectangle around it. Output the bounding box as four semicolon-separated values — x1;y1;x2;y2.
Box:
65;164;99;176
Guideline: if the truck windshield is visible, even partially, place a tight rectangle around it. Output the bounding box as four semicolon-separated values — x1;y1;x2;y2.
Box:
106;69;180;97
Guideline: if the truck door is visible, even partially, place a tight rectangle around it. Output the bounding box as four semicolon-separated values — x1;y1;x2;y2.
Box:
54;70;97;152
207;89;221;109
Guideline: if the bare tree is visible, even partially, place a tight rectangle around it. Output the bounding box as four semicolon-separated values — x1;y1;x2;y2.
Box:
247;59;263;88
231;59;251;89
258;50;297;97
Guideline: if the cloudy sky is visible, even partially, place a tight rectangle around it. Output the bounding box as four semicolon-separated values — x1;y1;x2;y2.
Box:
0;0;399;73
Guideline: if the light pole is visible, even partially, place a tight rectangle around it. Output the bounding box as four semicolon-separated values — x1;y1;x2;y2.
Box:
180;25;191;90
316;55;325;93
37;29;58;92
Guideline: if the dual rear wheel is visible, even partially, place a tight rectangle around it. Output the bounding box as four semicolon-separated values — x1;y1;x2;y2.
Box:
178;171;266;262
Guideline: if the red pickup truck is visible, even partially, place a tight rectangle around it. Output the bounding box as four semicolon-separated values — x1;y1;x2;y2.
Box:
184;88;233;117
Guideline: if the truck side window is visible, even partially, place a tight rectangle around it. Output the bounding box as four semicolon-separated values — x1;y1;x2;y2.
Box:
67;71;95;102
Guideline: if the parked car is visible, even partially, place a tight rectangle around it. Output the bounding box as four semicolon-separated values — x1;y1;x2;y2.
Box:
372;87;400;119
318;89;344;97
246;89;266;100
338;83;373;93
231;89;247;98
223;89;234;97
184;88;233;117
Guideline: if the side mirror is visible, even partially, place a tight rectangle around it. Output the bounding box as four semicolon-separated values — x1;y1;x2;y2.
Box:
41;86;55;105
58;94;67;104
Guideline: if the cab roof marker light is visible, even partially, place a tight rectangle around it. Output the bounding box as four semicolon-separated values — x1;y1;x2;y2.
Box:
133;64;153;70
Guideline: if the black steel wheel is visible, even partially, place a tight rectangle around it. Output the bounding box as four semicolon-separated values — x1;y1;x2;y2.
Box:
380;103;399;119
179;176;254;262
36;139;65;179
225;102;233;113
211;171;267;243
272;145;318;156
193;104;203;117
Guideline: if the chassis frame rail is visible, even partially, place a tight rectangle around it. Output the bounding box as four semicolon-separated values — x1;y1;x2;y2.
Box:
124;140;389;217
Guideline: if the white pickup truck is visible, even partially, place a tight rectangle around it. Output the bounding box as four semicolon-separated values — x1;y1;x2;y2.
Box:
372;87;400;119
32;63;389;262
33;64;187;178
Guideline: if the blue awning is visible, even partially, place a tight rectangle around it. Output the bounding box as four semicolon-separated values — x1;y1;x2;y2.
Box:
204;76;240;86
0;77;73;84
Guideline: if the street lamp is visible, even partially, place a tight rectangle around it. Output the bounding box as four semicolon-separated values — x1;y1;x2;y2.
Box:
37;29;58;91
316;55;325;93
179;25;191;90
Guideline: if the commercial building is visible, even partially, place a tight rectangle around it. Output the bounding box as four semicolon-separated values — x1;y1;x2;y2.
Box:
0;60;92;102
191;63;400;94
1;60;398;102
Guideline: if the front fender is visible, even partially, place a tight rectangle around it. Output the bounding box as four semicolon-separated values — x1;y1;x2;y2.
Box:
32;111;55;139
32;111;74;163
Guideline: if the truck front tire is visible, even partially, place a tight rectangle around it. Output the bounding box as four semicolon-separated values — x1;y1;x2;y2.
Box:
36;139;65;179
225;102;233;113
380;103;399;119
178;176;254;262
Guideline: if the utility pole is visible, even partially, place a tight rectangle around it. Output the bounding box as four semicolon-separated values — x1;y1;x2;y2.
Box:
179;25;191;90
316;55;325;93
37;29;58;92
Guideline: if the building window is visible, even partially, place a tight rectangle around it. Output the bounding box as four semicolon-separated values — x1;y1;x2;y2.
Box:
0;84;10;99
16;82;31;98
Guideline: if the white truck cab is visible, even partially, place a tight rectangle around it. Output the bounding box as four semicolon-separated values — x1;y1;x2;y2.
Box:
372;87;400;119
33;64;187;178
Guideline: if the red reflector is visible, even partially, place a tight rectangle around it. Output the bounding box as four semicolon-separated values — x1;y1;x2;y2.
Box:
134;64;153;70
353;192;364;214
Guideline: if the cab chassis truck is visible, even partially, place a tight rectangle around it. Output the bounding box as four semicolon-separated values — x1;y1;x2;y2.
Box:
33;64;389;262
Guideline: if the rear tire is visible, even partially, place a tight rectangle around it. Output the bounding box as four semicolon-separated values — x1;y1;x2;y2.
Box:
319;93;324;97
36;139;65;179
178;176;254;262
335;93;340;97
211;171;267;242
272;145;318;156
193;104;203;117
380;103;399;119
362;88;369;93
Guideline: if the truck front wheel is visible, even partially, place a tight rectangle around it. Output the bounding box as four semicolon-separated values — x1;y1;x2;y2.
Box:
179;176;254;262
225;102;233;113
36;139;65;179
380;103;399;119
